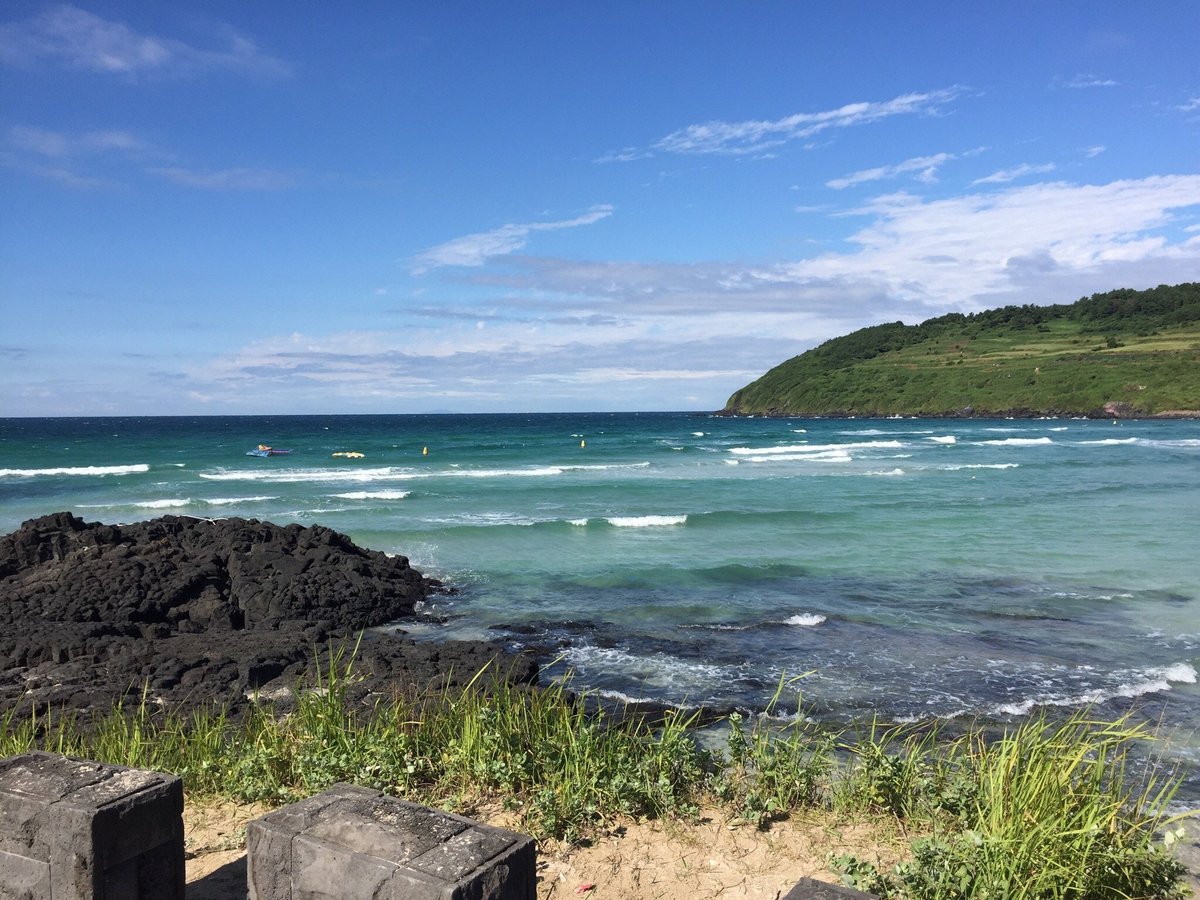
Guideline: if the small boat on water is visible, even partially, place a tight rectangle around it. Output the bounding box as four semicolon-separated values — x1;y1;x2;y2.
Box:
246;444;292;457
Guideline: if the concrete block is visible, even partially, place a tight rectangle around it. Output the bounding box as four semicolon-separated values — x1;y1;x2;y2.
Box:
247;783;535;899
0;751;184;900
782;876;878;899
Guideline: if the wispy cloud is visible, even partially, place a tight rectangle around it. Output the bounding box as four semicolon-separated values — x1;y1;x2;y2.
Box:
827;152;956;190
1178;98;1200;112
149;166;296;190
1060;74;1118;89
1084;145;1106;158
594;147;654;164
972;162;1056;185
0;5;289;78
413;206;614;272
7;124;148;157
2;124;152;188
599;88;961;160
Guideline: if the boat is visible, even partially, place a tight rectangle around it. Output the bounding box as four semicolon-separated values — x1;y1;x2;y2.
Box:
331;451;365;458
246;444;292;457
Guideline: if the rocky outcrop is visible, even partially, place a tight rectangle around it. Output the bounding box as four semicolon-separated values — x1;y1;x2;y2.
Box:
0;513;538;721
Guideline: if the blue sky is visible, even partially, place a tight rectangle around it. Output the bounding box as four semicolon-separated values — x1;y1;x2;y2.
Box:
2;2;1198;416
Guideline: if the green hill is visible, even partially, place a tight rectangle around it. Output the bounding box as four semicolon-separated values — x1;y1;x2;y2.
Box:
720;283;1200;418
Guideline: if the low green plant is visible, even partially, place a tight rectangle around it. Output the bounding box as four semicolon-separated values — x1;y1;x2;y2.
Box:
1;650;1192;899
832;710;1190;899
715;675;836;826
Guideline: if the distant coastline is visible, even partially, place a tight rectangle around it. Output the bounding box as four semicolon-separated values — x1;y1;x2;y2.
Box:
721;283;1200;419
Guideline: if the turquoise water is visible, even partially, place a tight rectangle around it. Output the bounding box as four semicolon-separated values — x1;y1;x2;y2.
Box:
2;413;1198;780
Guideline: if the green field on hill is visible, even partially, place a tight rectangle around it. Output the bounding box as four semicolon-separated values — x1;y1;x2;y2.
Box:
722;283;1200;418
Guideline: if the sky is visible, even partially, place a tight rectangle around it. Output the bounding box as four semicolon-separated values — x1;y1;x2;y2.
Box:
1;2;1198;416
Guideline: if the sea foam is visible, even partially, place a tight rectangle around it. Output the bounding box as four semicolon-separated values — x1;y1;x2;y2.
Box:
783;613;826;627
0;464;150;478
333;490;411;500
134;498;191;509
607;514;688;527
977;437;1054;447
992;662;1198;717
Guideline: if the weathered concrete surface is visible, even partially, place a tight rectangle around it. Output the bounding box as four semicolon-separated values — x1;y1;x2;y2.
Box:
0;750;183;900
247;783;535;899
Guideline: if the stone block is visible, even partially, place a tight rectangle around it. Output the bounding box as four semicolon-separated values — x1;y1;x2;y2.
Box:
247;783;535;899
782;876;878;899
0;751;184;900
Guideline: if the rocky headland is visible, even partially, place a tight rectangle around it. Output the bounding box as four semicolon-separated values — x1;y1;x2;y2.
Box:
0;512;538;721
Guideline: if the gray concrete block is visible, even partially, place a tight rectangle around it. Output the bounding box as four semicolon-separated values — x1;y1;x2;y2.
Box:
0;751;183;900
782;876;878;899
247;783;535;900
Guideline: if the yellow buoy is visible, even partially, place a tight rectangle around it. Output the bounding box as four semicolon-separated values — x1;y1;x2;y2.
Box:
422;446;428;456
580;439;586;448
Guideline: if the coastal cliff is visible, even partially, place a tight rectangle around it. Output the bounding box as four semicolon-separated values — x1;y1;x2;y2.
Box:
721;283;1200;418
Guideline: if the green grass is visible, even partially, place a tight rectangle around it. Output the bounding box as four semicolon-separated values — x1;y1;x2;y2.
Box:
1;654;1191;898
724;284;1200;416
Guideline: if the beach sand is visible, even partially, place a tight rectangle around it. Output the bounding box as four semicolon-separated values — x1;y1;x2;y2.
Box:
183;796;910;899
183;798;1200;898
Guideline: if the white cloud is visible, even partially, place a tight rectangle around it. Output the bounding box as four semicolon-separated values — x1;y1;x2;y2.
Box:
150;166;296;190
0;5;289;78
640;88;960;157
1084;145;1106;158
785;174;1200;307
412;205;614;272
1178;98;1200;112
827;152;956;190
972;163;1057;185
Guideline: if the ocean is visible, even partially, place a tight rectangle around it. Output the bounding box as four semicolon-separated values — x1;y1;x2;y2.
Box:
2;413;1198;788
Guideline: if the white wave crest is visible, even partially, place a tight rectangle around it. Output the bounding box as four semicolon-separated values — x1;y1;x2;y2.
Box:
0;464;150;478
206;496;277;505
939;463;1020;471
928;435;957;444
1077;438;1139;446
866;468;906;477
200;466;409;484
568;518;589;527
739;450;854;464
977;437;1054;447
730;440;904;456
134;499;192;509
783;613;826;627
1143;438;1200;449
334;490;411;500
607;515;688;527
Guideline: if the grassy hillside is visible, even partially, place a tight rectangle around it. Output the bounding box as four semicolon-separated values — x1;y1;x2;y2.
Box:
721;283;1200;417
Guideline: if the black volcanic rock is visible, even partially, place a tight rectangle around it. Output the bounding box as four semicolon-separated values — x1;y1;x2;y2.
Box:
0;512;538;721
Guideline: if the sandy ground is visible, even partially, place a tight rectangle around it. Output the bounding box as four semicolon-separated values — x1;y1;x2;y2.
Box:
183;797;910;899
184;798;1200;899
